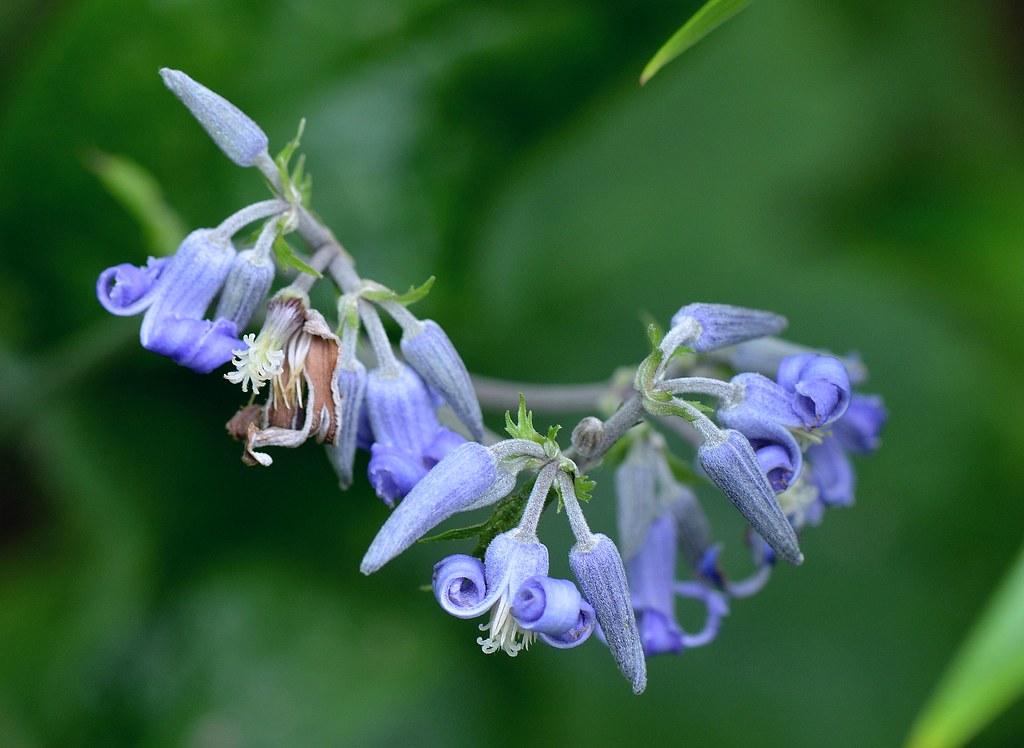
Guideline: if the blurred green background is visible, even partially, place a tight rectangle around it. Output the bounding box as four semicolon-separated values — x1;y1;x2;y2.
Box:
2;0;1024;745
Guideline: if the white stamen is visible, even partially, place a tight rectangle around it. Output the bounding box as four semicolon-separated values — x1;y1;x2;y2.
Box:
225;332;285;394
476;593;535;657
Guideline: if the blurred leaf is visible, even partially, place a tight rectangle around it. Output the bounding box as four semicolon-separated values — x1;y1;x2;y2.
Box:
86;150;186;256
640;0;754;85
907;544;1024;748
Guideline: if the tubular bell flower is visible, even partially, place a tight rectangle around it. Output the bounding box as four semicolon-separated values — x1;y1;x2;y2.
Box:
364;362;466;506
698;428;803;565
777;354;851;429
432;531;595;656
97;229;242;373
625;513;729;655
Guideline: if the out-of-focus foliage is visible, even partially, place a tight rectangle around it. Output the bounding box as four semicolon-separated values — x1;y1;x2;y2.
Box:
2;1;1024;746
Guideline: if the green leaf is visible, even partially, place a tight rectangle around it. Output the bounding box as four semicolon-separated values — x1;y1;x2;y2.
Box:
907;543;1024;748
86;150;186;256
640;0;755;85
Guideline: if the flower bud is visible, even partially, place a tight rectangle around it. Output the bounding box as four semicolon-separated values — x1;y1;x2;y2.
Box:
400;320;484;441
361;442;499;574
698;429;803;565
214;248;275;329
570;534;647;694
160;68;269;167
670;303;787;353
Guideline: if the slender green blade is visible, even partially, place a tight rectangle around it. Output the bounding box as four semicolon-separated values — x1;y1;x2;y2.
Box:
640;0;754;85
86;150;186;255
907;544;1024;747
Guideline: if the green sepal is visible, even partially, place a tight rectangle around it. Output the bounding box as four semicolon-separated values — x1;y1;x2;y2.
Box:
505;394;544;443
361;276;436;306
573;474;596;503
272;233;322;278
273;119;312;207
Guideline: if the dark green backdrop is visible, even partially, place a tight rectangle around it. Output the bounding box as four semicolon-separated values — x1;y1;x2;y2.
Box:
2;0;1023;745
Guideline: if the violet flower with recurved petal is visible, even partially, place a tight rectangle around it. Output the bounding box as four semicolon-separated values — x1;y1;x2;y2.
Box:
432;531;595;656
625;512;729;656
777;354;850;429
97;228;241;373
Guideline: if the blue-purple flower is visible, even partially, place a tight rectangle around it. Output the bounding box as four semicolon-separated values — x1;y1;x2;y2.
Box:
432;531;595;655
97;229;242;373
625;513;729;655
364;362;467;505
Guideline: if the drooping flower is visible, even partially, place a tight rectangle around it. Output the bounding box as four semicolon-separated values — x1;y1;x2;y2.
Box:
668;302;788;354
625;512;730;656
432;531;595;656
364;362;467;505
360;439;544;574
97;229;242;373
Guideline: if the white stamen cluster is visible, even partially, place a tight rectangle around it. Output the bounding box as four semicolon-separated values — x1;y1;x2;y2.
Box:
225;332;285;395
476;593;535;657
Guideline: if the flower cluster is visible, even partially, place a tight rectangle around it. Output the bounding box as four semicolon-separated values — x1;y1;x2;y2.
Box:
94;71;885;694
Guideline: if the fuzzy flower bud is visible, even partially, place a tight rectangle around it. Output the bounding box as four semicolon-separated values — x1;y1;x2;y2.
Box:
698;429;803;565
160;68;269;168
669;303;788;354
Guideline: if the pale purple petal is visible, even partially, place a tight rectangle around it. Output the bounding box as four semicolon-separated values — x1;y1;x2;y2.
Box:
214;248;275;329
432;554;493;618
326;363;367;490
96;257;169;316
367;443;429;507
366;363;440;453
160;68;269;167
835;394;887;454
512;576;583;635
142;315;240;373
808;438;855;506
778;354;851;428
538;599;596;649
674;582;729;648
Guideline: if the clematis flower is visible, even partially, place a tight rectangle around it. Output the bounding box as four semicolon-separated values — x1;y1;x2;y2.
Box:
360;439;544;575
432;531;595;656
364;362;467;505
777;354;850;429
97;229;241;373
717;372;804;492
625;513;730;655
